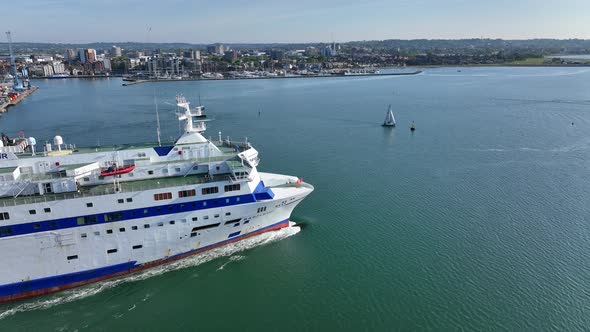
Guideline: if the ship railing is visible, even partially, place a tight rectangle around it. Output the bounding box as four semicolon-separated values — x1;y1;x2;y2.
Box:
212;140;252;150
0;173;236;207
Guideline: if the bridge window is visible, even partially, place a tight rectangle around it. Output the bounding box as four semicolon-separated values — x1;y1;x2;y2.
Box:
117;199;124;204
67;255;78;260
202;187;219;195
107;249;117;254
132;226;138;230
133;245;143;249
154;192;172;201
104;213;123;222
224;184;240;192
126;198;133;202
77;215;98;225
191;223;220;232
29;209;36;215
178;189;196;198
0;212;9;220
224;218;242;225
86;203;93;207
44;208;51;213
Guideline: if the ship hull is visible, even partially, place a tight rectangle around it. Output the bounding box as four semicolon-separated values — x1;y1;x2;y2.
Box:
0;173;313;303
0;219;289;303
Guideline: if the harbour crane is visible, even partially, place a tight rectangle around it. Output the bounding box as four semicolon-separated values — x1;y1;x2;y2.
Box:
5;31;24;91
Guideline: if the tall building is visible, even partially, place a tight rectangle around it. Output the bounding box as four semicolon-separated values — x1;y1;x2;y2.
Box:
207;45;225;55
42;64;54;76
183;49;201;60
321;46;333;57
64;49;76;60
78;49;86;63
112;46;122;57
102;58;112;71
52;62;65;74
85;49;97;63
223;50;239;62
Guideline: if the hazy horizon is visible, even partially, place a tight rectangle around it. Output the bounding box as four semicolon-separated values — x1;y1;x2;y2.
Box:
3;37;590;46
3;0;589;43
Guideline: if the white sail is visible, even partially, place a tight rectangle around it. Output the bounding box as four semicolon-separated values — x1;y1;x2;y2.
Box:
383;105;396;126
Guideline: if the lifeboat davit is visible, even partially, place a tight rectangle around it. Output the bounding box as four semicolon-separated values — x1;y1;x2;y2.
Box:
100;165;135;177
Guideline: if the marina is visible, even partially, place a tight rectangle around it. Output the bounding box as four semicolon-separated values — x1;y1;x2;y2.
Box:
121;70;423;86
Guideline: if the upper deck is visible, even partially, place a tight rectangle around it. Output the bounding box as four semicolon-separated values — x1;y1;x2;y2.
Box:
0;139;255;207
0;169;249;208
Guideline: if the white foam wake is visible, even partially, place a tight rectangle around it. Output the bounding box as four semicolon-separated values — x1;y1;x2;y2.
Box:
0;224;301;320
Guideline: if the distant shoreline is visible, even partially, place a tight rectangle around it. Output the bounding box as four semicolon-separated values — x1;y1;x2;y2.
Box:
414;63;590;68
120;70;424;86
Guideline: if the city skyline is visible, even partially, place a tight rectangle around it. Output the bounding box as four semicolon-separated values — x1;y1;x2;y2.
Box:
4;0;590;43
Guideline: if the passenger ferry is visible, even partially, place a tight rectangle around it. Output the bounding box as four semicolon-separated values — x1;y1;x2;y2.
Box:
0;95;313;302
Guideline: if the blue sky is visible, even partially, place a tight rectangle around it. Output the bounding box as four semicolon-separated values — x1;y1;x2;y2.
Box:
3;0;590;43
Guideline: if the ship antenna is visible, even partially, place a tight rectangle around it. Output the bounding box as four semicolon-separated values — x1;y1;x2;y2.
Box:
154;92;162;146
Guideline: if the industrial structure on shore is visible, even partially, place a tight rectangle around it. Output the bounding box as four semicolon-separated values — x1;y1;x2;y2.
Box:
1;31;35;113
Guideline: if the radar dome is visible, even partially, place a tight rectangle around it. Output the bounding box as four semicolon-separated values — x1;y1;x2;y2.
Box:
27;137;37;146
53;135;63;146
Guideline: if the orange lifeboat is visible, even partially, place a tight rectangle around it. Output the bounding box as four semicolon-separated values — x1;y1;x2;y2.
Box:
100;165;135;177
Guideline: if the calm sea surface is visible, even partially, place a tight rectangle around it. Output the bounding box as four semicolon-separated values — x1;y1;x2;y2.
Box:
1;67;590;331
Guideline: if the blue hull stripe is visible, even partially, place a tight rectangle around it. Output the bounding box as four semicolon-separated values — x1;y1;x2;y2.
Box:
0;219;289;299
0;182;276;238
0;261;136;297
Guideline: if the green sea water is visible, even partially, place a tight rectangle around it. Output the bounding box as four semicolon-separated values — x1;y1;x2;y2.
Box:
1;67;590;331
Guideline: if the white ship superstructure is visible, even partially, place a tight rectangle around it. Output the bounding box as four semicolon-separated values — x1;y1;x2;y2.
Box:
0;96;313;302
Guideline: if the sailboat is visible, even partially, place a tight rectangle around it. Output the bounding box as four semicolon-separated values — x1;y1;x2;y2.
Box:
382;105;396;127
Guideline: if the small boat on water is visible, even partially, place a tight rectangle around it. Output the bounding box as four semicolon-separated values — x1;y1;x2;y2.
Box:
100;164;135;177
382;105;396;127
410;121;416;132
